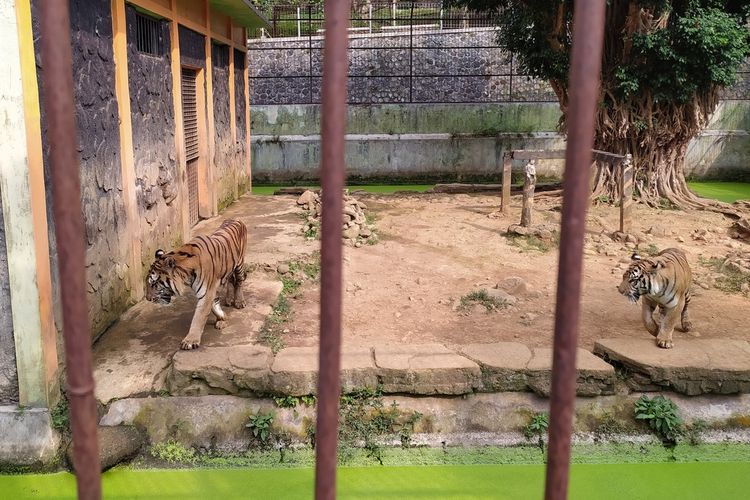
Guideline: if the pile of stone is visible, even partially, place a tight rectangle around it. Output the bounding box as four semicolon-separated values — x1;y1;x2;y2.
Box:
296;190;375;246
724;250;750;276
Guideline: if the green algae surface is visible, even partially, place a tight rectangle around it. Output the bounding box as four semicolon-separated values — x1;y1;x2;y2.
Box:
252;184;435;195
687;181;750;203
3;444;750;499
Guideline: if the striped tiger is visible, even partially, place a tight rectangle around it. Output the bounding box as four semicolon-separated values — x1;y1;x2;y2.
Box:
146;219;248;350
617;247;692;349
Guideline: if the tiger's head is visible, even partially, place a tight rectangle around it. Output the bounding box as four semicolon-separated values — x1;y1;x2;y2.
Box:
145;249;183;305
618;252;663;304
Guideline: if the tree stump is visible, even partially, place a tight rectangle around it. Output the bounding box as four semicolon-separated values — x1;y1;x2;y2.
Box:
520;160;536;227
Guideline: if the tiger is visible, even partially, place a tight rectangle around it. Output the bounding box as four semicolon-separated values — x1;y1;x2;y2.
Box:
617;247;693;349
145;219;248;350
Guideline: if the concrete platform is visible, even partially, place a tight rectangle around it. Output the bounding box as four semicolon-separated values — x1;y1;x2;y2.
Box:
460;343;616;396
594;338;750;395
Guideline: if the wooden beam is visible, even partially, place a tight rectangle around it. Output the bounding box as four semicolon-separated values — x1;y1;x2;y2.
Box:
111;0;144;301
204;0;217;215
511;150;566;160
2;0;58;407
501;153;512;213
169;0;191;240
619;154;633;234
228;18;237;144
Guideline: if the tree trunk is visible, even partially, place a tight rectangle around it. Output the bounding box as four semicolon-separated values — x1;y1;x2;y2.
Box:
553;82;738;216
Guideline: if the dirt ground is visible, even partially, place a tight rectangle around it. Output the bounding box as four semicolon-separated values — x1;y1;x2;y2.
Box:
276;191;750;351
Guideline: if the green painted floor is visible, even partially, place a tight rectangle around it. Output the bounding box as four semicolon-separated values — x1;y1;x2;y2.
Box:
3;462;749;499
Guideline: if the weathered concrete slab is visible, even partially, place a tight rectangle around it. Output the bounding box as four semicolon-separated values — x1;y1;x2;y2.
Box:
269;346;377;395
100;395;313;452
374;344;481;395
0;406;60;468
594;338;750;395
458;343;532;391
65;426;143;472
526;348;616;397
169;345;273;396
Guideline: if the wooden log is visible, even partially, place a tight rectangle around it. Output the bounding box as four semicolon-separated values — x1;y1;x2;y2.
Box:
619;154;633;234
501;153;512;212
520;160;537;227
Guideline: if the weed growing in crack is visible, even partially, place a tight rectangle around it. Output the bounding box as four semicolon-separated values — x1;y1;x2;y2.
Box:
459;289;509;312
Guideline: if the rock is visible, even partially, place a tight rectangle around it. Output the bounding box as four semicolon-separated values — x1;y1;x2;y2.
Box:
497;276;528;296
741;283;750;293
459;343;531;392
526;348;616;397
625;233;638;244
486;288;517;306
359;227;372;238
677;236;685;243
647;225;670;237
536;229;553;241
297;191;316;206
342;226;360;240
355;241;362;248
68;426;143;471
277;263;290;275
520;312;538;322
507;225;529;236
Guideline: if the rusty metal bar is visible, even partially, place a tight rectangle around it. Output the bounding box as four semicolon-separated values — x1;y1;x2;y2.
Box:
544;2;605;500
38;2;101;499
315;0;351;498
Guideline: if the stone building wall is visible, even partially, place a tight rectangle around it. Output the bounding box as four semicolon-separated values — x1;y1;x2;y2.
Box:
125;6;180;268
32;0;130;339
0;193;18;404
234;48;248;190
211;42;237;210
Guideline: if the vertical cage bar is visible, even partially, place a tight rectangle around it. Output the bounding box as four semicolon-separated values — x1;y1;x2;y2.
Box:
314;0;351;498
544;2;606;499
38;1;102;499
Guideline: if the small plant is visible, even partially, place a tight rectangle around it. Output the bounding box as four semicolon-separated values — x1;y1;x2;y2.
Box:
459;289;508;312
150;440;197;464
246;411;274;443
643;244;660;257
523;411;549;452
700;257;750;294
634;395;684;445
300;395;317;407
685;419;708;446
274;396;300;408
505;233;559;253
50;399;70;432
259;294;291;353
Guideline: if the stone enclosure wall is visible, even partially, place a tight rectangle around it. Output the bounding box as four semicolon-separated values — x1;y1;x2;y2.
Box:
125;5;180;270
250;28;556;105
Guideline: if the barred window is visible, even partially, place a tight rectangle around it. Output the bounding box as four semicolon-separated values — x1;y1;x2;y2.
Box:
135;11;165;56
212;42;229;68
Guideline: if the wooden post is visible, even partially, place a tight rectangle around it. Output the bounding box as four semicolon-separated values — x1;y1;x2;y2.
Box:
520;160;536;227
501;152;512;213
619;153;633;234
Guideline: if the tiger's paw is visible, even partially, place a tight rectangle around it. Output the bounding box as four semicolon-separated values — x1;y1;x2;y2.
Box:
656;338;674;349
232;298;246;309
215;320;227;330
180;335;201;350
679;321;693;333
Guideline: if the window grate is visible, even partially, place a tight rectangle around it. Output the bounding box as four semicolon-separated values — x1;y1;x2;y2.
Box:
212;42;229;68
181;68;199;163
135;11;164;56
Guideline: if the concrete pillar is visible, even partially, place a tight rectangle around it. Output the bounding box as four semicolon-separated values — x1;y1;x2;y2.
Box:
0;0;59;408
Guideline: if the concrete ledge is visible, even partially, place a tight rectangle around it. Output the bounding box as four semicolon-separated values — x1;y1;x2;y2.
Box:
0;406;60;468
169;345;273;396
594;338;750;395
460;343;615;396
269;346;378;396
374;343;482;395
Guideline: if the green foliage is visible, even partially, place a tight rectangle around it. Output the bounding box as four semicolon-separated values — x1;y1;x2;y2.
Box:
643;244;661;257
338;387;422;465
505;232;559;253
523;412;549;452
246;411;275;444
50;399;69;432
459;289;509;312
454;1;750;106
634;395;684;445
274;395;317;408
150;440;197;464
685;419;708;446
